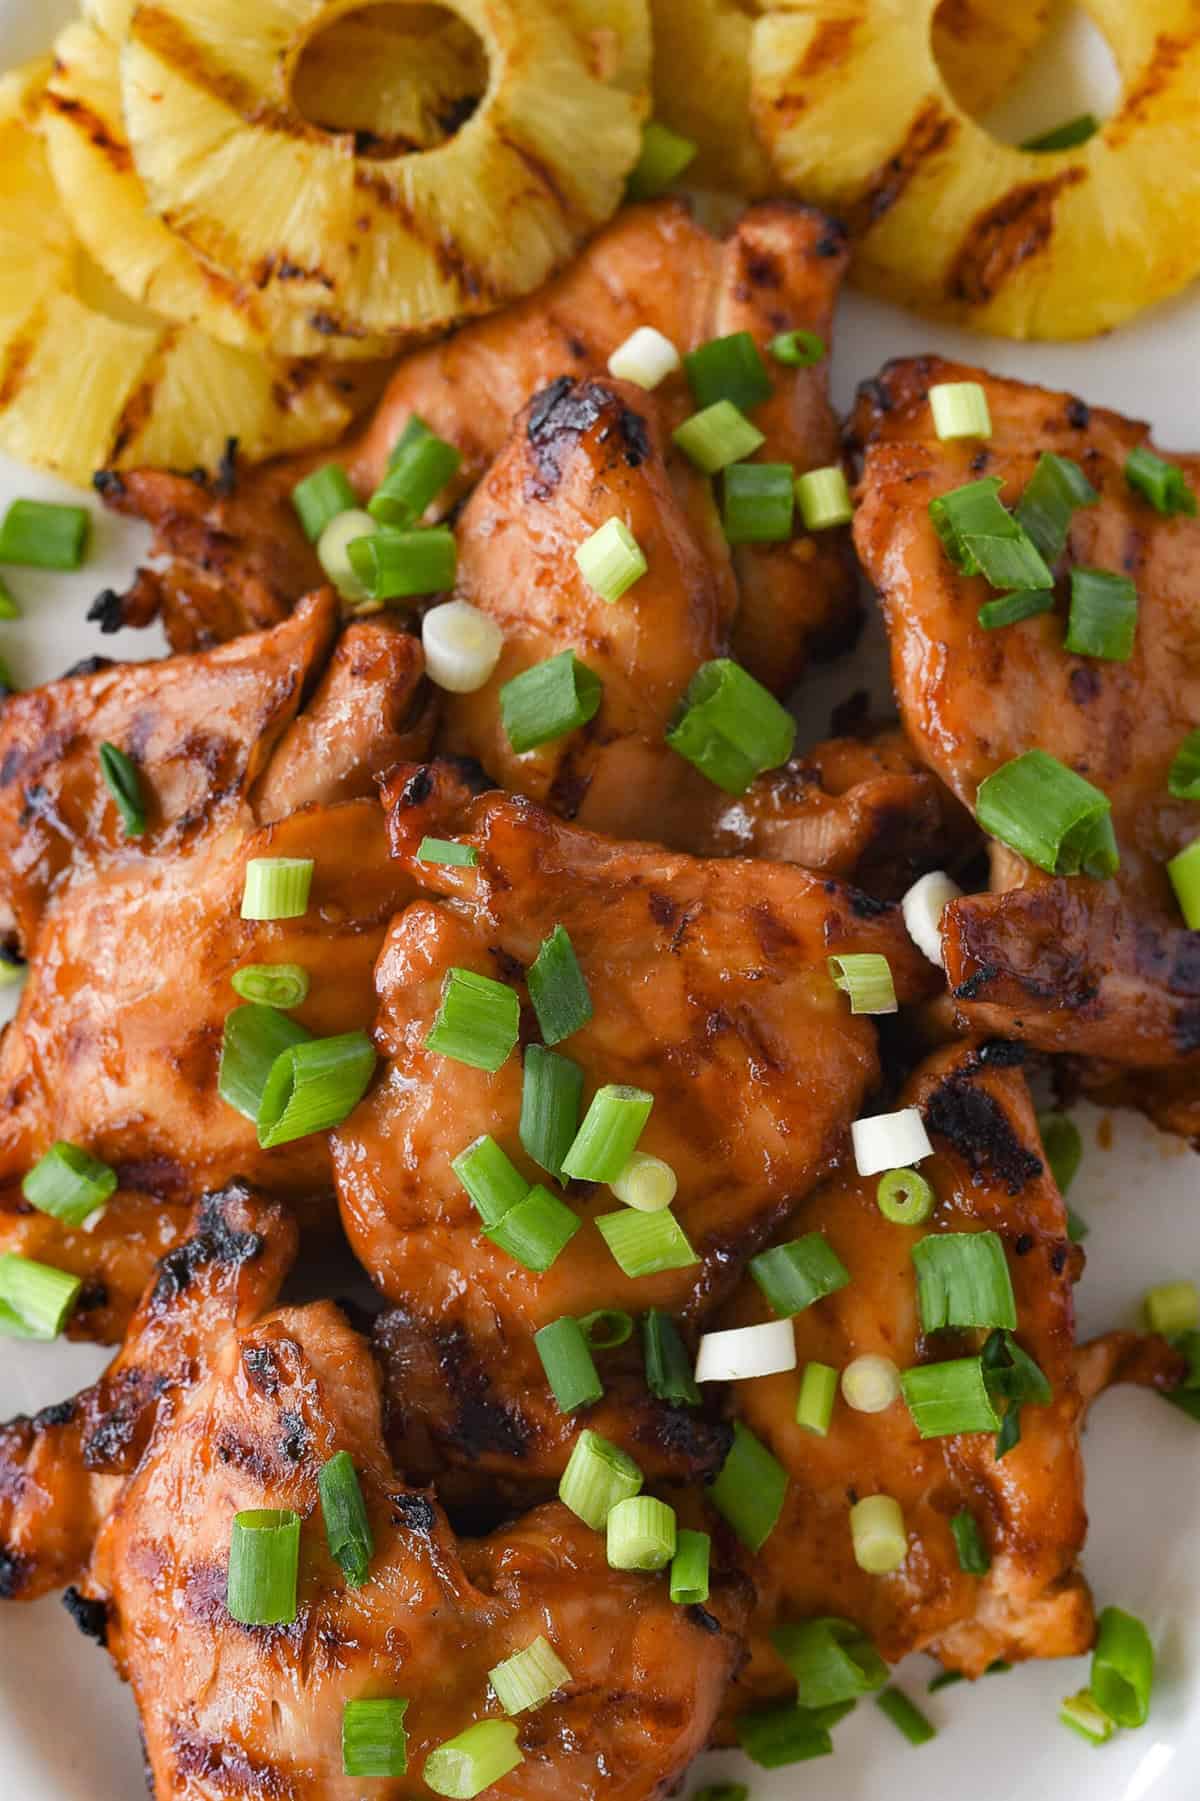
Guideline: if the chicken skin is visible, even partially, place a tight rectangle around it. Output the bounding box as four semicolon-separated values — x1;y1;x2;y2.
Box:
851;357;1200;1129
0;595;433;1338
333;762;933;1494
99;200;857;694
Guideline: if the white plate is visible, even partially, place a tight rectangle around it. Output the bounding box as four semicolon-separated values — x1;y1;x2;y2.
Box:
0;5;1197;1797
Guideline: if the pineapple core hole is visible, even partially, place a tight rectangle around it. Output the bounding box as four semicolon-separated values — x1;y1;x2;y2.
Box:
291;3;488;158
933;0;1120;146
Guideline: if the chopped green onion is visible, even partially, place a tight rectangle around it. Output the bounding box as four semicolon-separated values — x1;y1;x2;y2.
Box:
850;1494;907;1574
1059;1690;1115;1746
666;657;795;796
386;414;433;470
452;1135;529;1227
981;1329;1053;1457
500;650;603;754
723;462;795;545
696;1777;752;1796
1065;566;1138;662
977;589;1055;631
0;499;89;569
684;332;772;414
709;1421;787;1552
486;1185;580;1272
795;1360;838;1435
574;517;648;603
347;525;456;601
416;838;478;868
489;1636;570;1715
319;1451;374;1588
911;1231;1016;1332
596;1207;698;1278
292;463;356;542
368;430;461;528
231;963;309;1010
772;1616;887;1707
520;1046;583;1182
422;598;504;694
929;382;992;442
749;1233;850;1318
225;1509;300;1626
423;1721;523;1798
1066;1206;1089;1243
22;1142;117;1229
769;328;825;368
527;924;592;1046
672;401;765;475
577;1308;633;1349
342;1698;408;1777
610;1151;677;1212
1014;452;1099;563
876;1687;936;1746
929;1659;1010;1693
1037;1111;1082;1194
317;508;376;603
0;1254;82;1340
559;1428;643;1529
98;742;147;837
1125;445;1197;517
627;120;697;200
257;1031;376;1148
218;1003;312;1122
841;1354;900;1414
900;1356;1002;1439
827;952;896;1015
607;326;681;390
669;1528;711;1604
607;1494;677;1571
426;968;519;1072
794;465;853;531
976;750;1118;879
241;856;313;921
644;1308;701;1405
735;1701;843;1767
929;479;1054;591
1091;1605;1154;1728
950;1510;991;1575
562;1084;653;1183
1168;836;1200;927
1143;1280;1199;1336
0;576;19;619
534;1315;603;1413
1021;112;1099;151
876;1168;934;1227
1168;729;1200;800
696;1318;797;1383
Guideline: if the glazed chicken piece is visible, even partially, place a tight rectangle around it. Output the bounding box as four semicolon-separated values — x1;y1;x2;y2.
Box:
0;596;433;1338
100;200;857;694
333;762;934;1495
851;357;1200;1131
720;1041;1185;1725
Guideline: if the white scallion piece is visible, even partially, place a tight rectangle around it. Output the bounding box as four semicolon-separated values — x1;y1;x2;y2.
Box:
609;1151;677;1213
422;600;504;694
607;326;681;391
317;508;377;603
841;1354;901;1414
901;870;963;968
694;1319;796;1384
851;1107;933;1178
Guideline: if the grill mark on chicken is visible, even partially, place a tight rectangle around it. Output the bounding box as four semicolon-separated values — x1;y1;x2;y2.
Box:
524;377;649;498
923;1067;1044;1194
62;1585;109;1644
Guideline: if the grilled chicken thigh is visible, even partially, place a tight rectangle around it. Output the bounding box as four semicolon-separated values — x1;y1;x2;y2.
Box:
334;762;933;1492
852;358;1200;1130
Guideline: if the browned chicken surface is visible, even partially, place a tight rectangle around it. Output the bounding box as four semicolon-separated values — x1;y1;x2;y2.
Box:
852;357;1200;1133
333;762;933;1492
0;597;433;1338
100;200;858;694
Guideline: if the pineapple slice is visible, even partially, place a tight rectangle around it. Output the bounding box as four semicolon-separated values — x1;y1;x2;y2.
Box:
119;0;650;342
0;62;359;488
749;0;1200;339
291;5;489;154
930;0;1053;119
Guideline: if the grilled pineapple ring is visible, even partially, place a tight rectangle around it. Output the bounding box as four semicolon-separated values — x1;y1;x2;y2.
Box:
120;0;649;342
0;62;357;487
751;0;1200;339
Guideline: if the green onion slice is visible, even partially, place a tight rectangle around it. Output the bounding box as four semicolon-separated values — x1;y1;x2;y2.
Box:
342;1697;408;1777
489;1635;570;1715
417;837;479;868
0;1254;82;1340
929;478;1053;592
794;465;853;531
723;461;795;545
292;463;356;542
0;576;19;619
577;1307;633;1350
425;967;519;1072
666;657;796;796
527;924;592;1046
534;1315;603;1413
735;1701;844;1768
98;742;147;837
950;1509;991;1575
1021;112;1099;151
218;1004;312;1123
672;401;765;475
256;1031;376;1148
520;1045;583;1182
900;1356;1002;1439
452;1134;529;1227
241;856;314;921
607;1494;677;1571
827;952;896;1015
423;1721;523;1799
981;1329;1053;1457
1168;729;1200;800
225;1509;300;1626
795;1360;838;1435
1143;1280;1199;1336
1059;1690;1115;1745
319;1451;374;1588
911;1231;1017;1332
558;1428;643;1529
1125;445;1197;517
0;499;89;570
669;1528;711;1604
850;1494;907;1574
1168;837;1200;928
574;517;648;603
231;963;309;1010
626;120;697;200
22;1141;117;1229
771;1616;887;1708
976;749;1118;878
876;1687;936;1746
684;331;772;412
610;1151;677;1212
644;1308;701;1406
562;1084;653;1183
977;588;1055;631
1037;1110;1082;1194
929;381;992;443
750;1233;850;1318
1065;565;1138;661
485;1185;580;1272
876;1168;934;1227
1014;451;1099;563
1091;1605;1154;1728
347;524;456;601
709;1421;787;1552
369;430;461;528
499;650;603;754
769;328;825;368
595;1207;698;1278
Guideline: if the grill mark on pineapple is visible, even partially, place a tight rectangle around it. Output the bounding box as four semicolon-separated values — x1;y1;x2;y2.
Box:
44;92;134;173
1107;32;1196;144
351;166;505;307
109;330;179;464
0;330;37;411
130;8;311;144
849;102;958;234
946;170;1085;305
494;128;586;231
798;16;859;77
